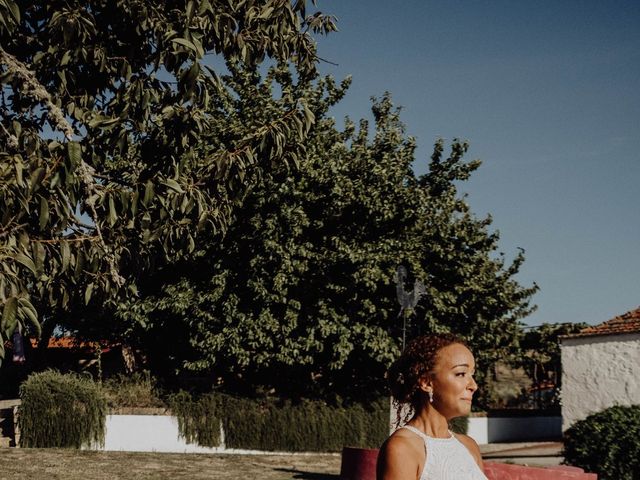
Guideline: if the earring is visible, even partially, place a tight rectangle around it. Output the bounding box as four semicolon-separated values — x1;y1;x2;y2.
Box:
428;391;433;403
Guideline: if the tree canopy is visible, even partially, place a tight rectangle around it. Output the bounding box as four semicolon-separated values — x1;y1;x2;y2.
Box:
517;322;588;408
118;81;538;402
1;1;538;406
0;0;335;362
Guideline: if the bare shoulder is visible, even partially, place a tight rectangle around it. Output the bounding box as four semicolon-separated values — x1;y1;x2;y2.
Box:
454;433;483;467
379;429;424;460
377;429;424;480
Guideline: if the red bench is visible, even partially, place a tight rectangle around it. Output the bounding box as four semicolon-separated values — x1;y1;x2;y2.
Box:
484;462;597;479
340;447;598;479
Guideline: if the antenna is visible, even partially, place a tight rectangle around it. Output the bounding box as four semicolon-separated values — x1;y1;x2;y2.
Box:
395;265;426;350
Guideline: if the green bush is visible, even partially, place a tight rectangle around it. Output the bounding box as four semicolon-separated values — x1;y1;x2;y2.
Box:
563;404;640;479
168;392;389;452
448;415;468;435
102;371;166;409
168;391;223;447
19;370;108;448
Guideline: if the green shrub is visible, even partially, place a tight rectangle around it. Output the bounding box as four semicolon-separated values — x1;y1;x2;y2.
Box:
168;391;223;447
102;371;166;409
448;415;468;435
18;370;108;448
563;404;640;479
168;392;389;452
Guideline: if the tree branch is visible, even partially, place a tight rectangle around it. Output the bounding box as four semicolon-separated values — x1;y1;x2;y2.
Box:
0;47;75;140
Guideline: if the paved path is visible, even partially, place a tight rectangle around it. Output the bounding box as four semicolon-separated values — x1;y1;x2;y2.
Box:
480;442;564;467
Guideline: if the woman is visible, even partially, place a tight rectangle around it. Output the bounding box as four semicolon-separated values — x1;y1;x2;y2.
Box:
377;334;487;480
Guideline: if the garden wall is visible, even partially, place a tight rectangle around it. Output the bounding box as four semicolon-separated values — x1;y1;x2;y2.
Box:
94;412;338;454
96;411;562;453
468;411;561;444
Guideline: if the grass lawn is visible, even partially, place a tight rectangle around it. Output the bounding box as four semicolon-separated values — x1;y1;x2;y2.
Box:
0;449;342;480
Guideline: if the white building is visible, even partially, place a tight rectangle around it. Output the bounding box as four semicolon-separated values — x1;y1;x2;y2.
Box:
560;307;640;430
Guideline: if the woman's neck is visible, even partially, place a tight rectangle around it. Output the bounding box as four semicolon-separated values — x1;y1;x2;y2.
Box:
409;406;451;438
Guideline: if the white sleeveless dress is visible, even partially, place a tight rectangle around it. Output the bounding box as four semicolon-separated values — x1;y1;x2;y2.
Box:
402;425;488;480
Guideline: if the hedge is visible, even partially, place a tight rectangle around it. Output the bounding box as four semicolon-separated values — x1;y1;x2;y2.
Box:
449;415;468;435
19;370;108;448
169;392;389;451
563;404;640;479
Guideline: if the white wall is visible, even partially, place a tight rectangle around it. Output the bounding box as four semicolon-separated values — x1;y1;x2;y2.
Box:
91;413;560;453
99;415;221;453
467;416;488;444
467;415;560;444
561;333;640;430
94;415;324;454
486;416;560;443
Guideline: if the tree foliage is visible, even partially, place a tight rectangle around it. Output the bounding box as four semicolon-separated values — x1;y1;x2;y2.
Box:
0;0;336;362
516;322;588;408
121;81;538;402
1;1;538;404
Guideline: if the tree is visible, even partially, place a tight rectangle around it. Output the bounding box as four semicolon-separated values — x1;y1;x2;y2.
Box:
0;0;336;364
517;322;588;408
121;86;538;403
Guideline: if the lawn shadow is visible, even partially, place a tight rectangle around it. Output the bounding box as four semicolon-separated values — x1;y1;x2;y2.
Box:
273;468;339;479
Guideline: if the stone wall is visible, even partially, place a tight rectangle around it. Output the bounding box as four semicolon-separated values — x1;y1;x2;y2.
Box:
0;399;20;447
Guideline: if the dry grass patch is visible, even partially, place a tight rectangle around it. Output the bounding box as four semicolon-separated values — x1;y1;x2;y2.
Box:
0;449;341;480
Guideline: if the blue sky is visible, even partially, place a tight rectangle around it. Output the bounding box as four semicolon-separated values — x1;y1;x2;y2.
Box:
313;1;640;326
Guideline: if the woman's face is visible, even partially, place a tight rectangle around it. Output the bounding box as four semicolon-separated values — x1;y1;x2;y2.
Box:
426;343;478;419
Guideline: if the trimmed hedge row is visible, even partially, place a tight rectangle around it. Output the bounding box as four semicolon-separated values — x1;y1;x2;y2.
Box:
19;370;107;448
169;392;389;452
18;371;465;452
563;404;640;480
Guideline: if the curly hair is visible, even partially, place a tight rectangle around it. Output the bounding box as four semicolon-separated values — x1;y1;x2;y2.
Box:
387;333;467;426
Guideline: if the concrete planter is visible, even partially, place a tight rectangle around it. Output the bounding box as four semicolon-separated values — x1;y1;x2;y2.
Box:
339;447;378;480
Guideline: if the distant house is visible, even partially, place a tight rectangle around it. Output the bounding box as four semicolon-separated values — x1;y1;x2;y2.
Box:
560;307;640;430
22;337;136;374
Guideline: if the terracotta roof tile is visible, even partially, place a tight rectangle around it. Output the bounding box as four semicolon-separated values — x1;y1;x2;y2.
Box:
28;337;117;350
562;306;640;339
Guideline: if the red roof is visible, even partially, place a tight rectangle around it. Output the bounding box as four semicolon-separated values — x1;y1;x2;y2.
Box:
28;337;116;351
563;307;640;339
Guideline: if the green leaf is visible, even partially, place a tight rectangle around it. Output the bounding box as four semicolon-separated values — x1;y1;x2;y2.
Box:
39;196;49;229
14;156;23;186
108;196;117;226
172;38;199;54
143;181;154;206
6;0;20;24
14;253;37;274
67;141;82;166
11;119;21;138
1;297;18;337
18;298;40;338
258;6;274;19
186;0;195;21
29;167;45;193
85;283;94;305
74;250;85;279
162;179;184;194
61;241;70;272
